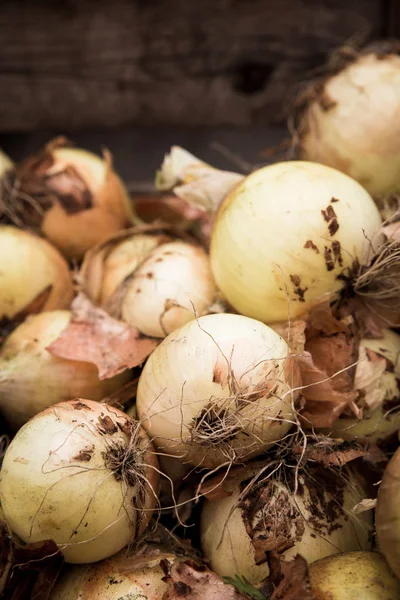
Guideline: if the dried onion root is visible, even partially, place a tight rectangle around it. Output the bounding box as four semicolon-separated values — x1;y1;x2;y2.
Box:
0;310;131;430
0;399;159;563
0;137;136;260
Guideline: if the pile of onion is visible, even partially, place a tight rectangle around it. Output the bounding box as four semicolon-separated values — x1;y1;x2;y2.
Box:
0;138;136;260
200;463;372;584
80;227;218;338
295;45;400;197
0;225;73;320
0;310;131;430
137;313;300;468
0;399;159;563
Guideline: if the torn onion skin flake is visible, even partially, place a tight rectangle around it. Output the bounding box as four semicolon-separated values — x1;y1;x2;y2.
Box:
0;399;159;564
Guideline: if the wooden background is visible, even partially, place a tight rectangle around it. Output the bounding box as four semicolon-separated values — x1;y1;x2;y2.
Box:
0;0;393;131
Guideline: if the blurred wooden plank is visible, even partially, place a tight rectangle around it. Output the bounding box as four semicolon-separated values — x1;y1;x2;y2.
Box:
0;0;382;131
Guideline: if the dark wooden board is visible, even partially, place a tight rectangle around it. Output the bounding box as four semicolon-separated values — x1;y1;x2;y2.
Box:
0;0;383;131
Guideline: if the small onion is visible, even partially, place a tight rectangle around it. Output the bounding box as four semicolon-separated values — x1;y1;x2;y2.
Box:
0;311;131;430
376;446;400;578
1;139;135;260
49;549;177;599
137;313;300;468
0;225;73;319
327;329;400;443
200;464;371;584
210;161;381;323
309;551;400;599
0;399;159;563
82;230;217;338
297;50;400;197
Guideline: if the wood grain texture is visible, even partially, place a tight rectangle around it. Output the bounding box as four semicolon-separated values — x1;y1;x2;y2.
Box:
0;0;382;130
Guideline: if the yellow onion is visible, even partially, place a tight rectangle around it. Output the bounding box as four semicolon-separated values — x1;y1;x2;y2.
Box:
0;225;73;319
309;551;400;599
0;399;159;563
82;229;217;338
49;549;177;599
326;329;400;443
297;49;400;197
1;138;135;260
210;161;382;323
200;464;372;584
0;310;130;430
137;313;300;468
376;446;400;578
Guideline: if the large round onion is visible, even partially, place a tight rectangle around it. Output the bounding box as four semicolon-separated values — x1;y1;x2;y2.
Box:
376;446;400;578
210;161;381;323
0;225;73;319
137;313;300;468
0;311;131;430
0;400;159;563
82;230;217;338
49;549;177;599
327;329;400;443
297;50;400;197
1;139;135;260
309;551;400;599
200;464;371;584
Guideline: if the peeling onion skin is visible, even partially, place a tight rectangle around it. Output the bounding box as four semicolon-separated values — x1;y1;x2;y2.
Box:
49;550;177;599
0;226;73;319
324;329;400;443
137;313;300;469
309;551;400;600
376;446;400;578
200;467;371;584
0;311;131;431
0;400;159;564
298;53;400;197
210;161;382;323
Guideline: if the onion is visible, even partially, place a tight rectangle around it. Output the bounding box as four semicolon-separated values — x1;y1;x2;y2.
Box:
0;138;135;260
82;229;217;338
376;446;400;578
296;48;400;197
0;399;159;563
210;161;382;323
0;225;73;320
136;313;300;468
326;329;400;443
49;548;177;599
0;311;131;431
200;464;372;584
309;551;400;599
0;149;13;178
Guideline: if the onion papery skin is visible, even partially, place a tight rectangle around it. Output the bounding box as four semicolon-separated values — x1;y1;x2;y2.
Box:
376;446;400;578
309;551;400;600
298;52;400;197
49;550;177;599
210;161;381;323
200;466;371;584
136;313;300;469
324;329;400;443
0;226;73;319
0;400;159;563
0;311;131;431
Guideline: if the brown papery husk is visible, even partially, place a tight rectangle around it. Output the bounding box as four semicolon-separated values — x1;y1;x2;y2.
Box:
0;137;136;261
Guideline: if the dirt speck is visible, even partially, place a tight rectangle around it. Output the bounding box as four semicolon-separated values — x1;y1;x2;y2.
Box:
73;401;91;411
97;415;118;435
304;240;319;254
73;447;94;462
331;197;339;203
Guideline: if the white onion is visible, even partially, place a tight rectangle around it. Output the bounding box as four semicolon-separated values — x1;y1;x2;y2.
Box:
210;161;382;323
200;464;372;584
0;399;159;563
297;51;400;197
0;225;73;319
137;313;300;468
327;329;400;443
0;310;131;430
309;551;400;599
